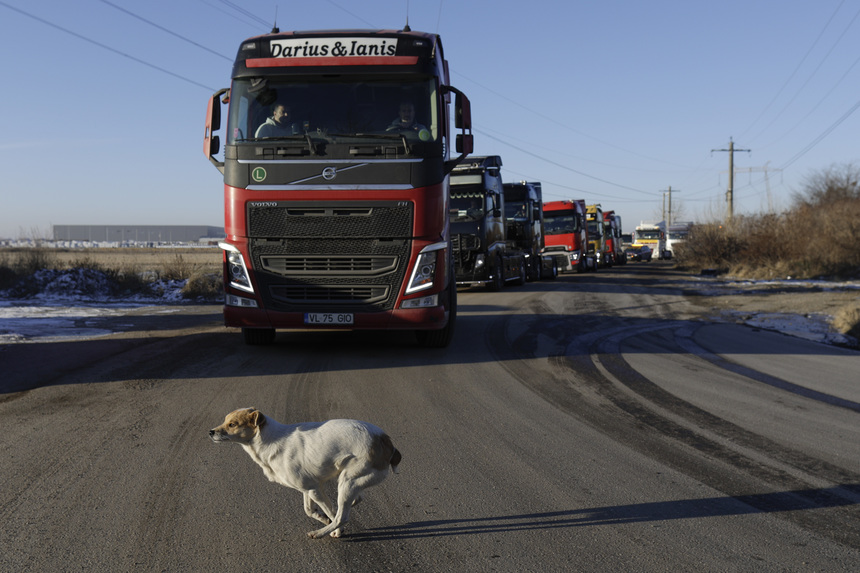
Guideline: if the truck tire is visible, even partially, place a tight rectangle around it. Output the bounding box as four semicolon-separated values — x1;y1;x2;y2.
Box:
243;327;276;345
513;257;527;285
487;256;504;291
416;278;457;348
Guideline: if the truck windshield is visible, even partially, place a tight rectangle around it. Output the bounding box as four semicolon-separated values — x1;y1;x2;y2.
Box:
544;212;580;235
638;230;661;240
227;77;439;144
450;185;486;222
504;201;528;221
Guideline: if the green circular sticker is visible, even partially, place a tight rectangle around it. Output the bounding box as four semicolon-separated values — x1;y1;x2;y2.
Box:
252;167;267;182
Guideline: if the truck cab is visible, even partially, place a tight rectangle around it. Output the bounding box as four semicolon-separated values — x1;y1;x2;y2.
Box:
586;204;611;267
542;199;595;272
503;182;557;280
449;156;526;290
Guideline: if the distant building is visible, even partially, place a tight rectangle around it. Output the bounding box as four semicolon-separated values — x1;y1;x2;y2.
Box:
53;225;225;244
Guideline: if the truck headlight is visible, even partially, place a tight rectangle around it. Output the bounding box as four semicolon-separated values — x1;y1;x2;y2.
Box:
474;253;485;269
219;242;254;293
406;242;446;294
406;250;437;294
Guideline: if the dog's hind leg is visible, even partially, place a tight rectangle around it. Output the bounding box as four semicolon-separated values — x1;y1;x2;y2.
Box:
303;491;331;525
308;472;380;539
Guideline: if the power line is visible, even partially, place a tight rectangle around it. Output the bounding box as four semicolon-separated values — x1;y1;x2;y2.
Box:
0;1;216;91
214;0;272;28
738;0;846;141
475;128;658;197
453;71;690;169
780;95;860;169
747;2;860;145
98;0;232;61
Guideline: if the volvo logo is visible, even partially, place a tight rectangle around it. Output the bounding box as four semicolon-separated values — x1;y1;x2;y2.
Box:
322;166;337;181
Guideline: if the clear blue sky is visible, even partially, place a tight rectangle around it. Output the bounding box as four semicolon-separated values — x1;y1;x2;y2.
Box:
1;0;858;239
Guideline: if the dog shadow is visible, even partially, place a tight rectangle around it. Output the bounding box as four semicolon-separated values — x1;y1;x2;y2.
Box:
345;485;859;541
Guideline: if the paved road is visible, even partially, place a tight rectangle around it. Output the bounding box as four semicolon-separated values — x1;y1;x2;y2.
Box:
2;262;859;571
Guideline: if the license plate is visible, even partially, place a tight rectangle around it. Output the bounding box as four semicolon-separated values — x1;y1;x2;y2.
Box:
304;312;354;325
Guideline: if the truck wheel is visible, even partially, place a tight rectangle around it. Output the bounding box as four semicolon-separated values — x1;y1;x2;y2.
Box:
416;279;456;348
513;257;527;285
243;327;276;345
487;256;504;291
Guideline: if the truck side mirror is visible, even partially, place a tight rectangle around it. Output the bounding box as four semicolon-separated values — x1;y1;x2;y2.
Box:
455;91;472;130
456;133;474;154
443;85;473;173
204;88;229;173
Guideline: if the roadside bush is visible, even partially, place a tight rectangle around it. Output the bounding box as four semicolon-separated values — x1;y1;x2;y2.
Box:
833;303;860;341
0;248;223;301
181;271;223;300
0;248;57;290
677;163;860;279
161;253;205;281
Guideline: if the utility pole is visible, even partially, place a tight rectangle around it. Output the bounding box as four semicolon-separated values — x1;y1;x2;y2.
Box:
661;186;680;226
712;138;750;221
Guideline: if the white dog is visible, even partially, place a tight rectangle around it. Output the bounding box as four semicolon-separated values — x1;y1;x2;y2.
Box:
209;408;401;538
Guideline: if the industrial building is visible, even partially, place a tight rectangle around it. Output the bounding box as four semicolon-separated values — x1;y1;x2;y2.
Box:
52;225;224;245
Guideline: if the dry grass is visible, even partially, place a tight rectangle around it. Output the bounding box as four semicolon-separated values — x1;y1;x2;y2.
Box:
833;303;860;339
0;247;222;299
674;164;860;280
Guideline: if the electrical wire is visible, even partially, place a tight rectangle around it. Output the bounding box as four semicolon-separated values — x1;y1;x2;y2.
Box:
99;0;232;61
0;1;217;91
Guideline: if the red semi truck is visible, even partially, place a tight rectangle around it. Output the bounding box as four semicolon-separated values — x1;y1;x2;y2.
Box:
204;28;473;346
542;199;595;272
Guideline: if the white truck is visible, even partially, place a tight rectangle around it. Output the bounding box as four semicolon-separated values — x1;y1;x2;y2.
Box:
634;221;669;260
666;222;693;258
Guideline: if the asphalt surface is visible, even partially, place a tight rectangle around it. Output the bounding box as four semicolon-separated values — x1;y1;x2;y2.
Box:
2;262;859;572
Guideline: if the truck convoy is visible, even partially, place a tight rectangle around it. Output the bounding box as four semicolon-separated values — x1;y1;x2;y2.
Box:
634;221;669;259
449;156;527;290
204;28;473;346
586;204;612;267
542;199;595;272
666;222;693;258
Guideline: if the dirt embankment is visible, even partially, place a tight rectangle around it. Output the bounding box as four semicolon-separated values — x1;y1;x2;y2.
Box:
682;275;860;345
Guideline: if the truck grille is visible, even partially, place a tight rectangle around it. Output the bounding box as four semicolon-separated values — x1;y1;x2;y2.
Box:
246;201;414;312
269;285;389;305
260;255;399;276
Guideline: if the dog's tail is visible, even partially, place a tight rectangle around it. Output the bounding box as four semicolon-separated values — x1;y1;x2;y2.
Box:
390;447;402;474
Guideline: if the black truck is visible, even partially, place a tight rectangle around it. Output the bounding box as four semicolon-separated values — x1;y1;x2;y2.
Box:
503;181;557;281
449;156;529;290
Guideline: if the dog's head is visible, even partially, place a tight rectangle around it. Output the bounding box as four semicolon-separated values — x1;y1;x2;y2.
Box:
209;408;267;444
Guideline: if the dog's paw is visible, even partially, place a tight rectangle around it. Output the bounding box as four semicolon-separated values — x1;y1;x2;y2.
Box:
330;528;342;538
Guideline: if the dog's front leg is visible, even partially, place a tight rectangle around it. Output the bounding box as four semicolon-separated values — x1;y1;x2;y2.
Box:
302;492;331;525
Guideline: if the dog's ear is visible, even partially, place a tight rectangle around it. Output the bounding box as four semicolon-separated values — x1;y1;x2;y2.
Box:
251;409;266;428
